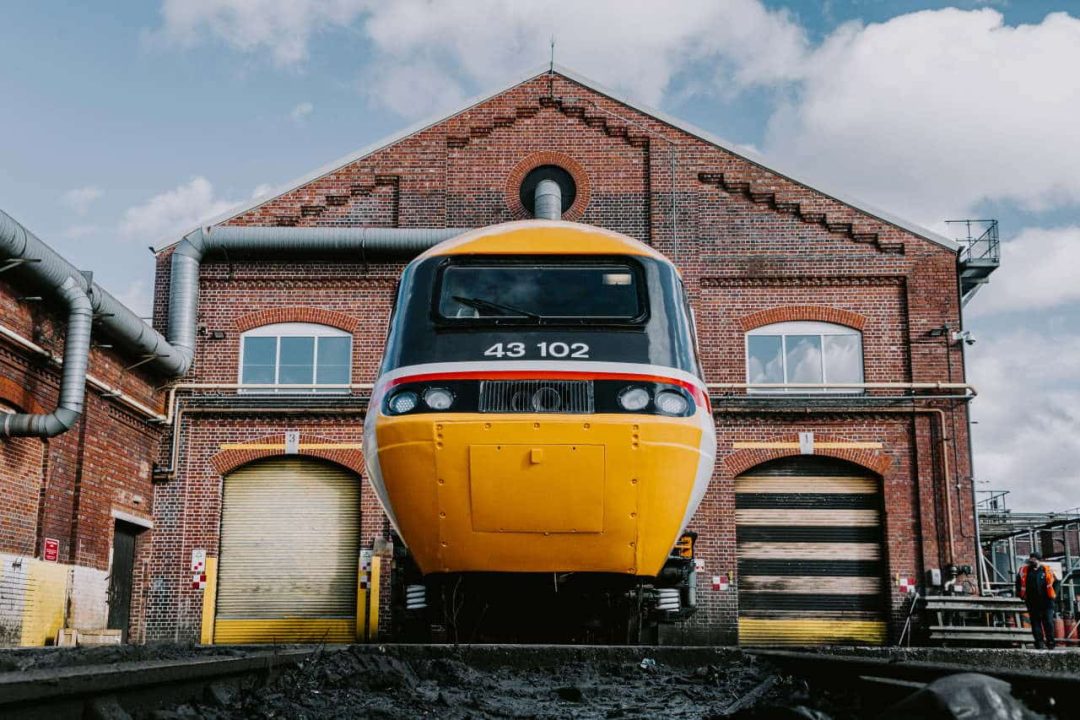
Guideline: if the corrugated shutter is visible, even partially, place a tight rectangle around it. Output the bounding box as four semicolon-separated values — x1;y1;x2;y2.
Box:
215;457;359;643
736;455;886;646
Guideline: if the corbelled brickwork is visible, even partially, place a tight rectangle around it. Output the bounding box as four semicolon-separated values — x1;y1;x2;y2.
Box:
147;71;976;644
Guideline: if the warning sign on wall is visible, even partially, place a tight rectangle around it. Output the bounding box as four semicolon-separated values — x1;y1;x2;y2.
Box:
43;538;59;562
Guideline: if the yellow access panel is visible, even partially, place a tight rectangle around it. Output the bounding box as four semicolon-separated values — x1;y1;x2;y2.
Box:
469;444;605;533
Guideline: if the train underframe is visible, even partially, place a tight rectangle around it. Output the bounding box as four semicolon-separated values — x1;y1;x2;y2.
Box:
390;533;699;645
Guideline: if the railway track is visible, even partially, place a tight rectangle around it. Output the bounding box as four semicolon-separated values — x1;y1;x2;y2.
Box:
748;649;1080;717
0;647;319;720
1;645;1077;719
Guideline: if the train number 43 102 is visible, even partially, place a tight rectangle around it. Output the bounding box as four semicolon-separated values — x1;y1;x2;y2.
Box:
483;341;590;359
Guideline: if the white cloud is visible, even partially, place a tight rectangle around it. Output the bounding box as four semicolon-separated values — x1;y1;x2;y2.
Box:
152;0;806;110
765;9;1080;223
968;328;1080;511
114;280;153;319
153;3;1080;227
358;59;468;119
120;176;239;242
60;224;100;241
968;227;1080;316
61;186;104;215
290;101;314;123
152;0;370;65
358;0;806;114
251;183;274;199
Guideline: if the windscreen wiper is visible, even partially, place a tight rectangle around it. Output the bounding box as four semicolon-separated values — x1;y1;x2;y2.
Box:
452;295;542;320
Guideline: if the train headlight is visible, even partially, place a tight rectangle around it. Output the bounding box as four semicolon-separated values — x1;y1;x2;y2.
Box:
655;390;690;416
423;387;454;411
618;387;651;412
386;390;419;415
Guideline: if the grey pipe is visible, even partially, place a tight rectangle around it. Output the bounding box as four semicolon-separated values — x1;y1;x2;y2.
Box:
0;209;182;376
534;179;562;220
1;277;91;437
167;226;470;374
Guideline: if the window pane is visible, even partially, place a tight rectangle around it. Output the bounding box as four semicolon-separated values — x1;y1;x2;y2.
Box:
241;337;276;384
747;335;784;384
279;336;315;385
824;334;863;385
785;335;823;384
438;264;642;320
316;336;351;385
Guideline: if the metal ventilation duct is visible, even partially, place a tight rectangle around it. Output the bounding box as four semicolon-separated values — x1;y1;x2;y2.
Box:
533;179;563;220
0;277;91;437
167;226;469;374
0;209;182;377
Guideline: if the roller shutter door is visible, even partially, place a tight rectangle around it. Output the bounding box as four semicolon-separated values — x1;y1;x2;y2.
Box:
214;457;360;643
736;456;886;646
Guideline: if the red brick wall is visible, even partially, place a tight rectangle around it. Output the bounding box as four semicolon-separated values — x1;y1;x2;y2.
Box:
0;273;163;642
149;72;976;644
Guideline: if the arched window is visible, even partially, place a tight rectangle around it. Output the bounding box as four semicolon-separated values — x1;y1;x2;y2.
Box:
746;321;863;392
239;323;352;393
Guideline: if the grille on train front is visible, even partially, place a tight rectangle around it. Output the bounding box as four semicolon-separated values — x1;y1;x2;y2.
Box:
478;380;594;414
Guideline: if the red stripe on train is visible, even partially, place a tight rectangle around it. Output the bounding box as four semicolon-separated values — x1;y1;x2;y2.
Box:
386;369;710;409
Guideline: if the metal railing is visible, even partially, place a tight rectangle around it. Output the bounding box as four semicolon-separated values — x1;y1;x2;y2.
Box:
948;218;1000;264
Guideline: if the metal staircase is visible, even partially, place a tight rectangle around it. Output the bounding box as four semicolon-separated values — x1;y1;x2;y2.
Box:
950;219;1000;306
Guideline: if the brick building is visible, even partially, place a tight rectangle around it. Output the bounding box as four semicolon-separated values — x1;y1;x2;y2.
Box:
1;66;984;646
146;67;983;645
0;225;166;645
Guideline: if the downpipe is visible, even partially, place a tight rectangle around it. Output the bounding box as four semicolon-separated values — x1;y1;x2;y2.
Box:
1;277;91;437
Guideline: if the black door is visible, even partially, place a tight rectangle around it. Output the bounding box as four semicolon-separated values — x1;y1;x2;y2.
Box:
107;522;138;640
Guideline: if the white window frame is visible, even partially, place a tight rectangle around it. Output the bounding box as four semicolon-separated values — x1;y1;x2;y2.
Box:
745;320;863;394
238;322;352;394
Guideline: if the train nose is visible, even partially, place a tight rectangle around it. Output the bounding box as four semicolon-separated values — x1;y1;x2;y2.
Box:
468;443;606;534
373;414;707;576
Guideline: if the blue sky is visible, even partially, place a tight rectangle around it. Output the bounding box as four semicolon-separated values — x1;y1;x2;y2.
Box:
1;1;1078;509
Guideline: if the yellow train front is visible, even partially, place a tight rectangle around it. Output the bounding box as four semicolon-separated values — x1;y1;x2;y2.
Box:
365;220;715;642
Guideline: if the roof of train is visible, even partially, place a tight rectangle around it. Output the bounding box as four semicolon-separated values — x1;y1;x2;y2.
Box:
415;220;670;262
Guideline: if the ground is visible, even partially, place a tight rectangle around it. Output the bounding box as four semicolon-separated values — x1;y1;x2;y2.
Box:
4;644;1076;719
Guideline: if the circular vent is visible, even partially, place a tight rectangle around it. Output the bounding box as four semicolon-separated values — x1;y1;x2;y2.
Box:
519;165;577;217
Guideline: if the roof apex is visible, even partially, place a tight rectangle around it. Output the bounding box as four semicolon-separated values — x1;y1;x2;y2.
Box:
154;64;957;253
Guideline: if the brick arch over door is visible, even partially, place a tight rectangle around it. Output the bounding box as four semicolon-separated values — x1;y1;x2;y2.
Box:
739;305;868;332
209;433;365;478
724;433;892;477
233;307;360;334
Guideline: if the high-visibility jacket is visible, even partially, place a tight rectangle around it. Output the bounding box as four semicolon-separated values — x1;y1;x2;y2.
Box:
1017;563;1056;604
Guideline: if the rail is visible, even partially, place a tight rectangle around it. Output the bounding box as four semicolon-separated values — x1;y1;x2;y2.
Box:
0;648;318;719
748;649;1080;718
5;645;1080;719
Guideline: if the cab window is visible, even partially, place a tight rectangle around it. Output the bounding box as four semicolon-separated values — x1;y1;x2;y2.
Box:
437;263;644;321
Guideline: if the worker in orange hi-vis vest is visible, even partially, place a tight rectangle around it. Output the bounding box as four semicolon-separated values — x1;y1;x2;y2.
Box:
1016;551;1058;650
